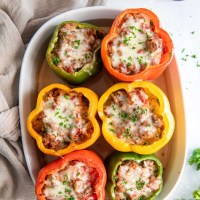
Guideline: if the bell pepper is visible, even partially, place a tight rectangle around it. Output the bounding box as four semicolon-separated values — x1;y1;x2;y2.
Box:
101;8;173;82
106;151;163;200
98;81;175;154
27;83;100;156
46;21;105;85
36;150;107;200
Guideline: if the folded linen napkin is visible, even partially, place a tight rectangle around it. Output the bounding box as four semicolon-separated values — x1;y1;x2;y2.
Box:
0;0;107;199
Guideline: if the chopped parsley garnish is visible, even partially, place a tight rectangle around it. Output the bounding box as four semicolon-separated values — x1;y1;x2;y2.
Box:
109;128;116;133
124;128;131;138
131;31;137;38
52;55;60;65
112;105;116;111
84;53;90;60
137;56;143;65
150;20;153;27
55;111;59;116
127;62;132;67
139;195;147;200
65;188;71;193
66;197;75;200
146;33;150;39
125;188;133;192
136;178;145;190
118;112;129;120
76;172;80;176
74;39;80;49
59;122;63;126
142;108;148;114
64;94;69;100
63;181;68;185
58;191;63;194
191;31;195;34
121;180;127;185
128;56;132;61
123;36;132;45
131;115;138;122
69;114;73;118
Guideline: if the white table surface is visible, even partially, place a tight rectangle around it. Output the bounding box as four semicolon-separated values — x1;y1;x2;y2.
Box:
106;0;200;199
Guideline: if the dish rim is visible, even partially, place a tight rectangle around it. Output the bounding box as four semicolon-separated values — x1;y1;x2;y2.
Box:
19;6;187;199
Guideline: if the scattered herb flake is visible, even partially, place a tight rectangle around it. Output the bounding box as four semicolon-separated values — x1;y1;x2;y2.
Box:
181;58;187;61
74;39;80;49
191;54;197;58
191;31;195;34
181;48;185;53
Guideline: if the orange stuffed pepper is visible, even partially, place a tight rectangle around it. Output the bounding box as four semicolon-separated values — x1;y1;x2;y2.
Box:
101;8;173;82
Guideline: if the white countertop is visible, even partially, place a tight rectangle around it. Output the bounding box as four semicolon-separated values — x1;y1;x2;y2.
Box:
107;0;200;199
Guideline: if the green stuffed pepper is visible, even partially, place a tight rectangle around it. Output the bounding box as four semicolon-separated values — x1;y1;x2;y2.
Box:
46;21;106;85
106;152;163;200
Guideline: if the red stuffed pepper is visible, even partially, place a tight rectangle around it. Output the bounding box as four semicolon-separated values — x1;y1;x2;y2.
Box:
36;150;106;200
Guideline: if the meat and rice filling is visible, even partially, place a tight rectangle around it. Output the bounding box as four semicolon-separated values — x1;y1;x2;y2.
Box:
43;160;98;200
51;23;103;74
115;160;161;200
104;88;163;145
108;13;163;75
32;89;93;150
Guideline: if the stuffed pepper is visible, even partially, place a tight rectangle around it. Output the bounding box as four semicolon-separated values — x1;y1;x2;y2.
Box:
46;21;105;85
101;8;173;82
36;150;107;200
98;81;175;154
27;84;100;156
106;152;163;200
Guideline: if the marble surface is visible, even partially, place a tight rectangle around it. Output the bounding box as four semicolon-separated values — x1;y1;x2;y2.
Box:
106;0;200;199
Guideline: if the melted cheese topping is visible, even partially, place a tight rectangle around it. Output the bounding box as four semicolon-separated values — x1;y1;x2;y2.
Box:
52;23;102;74
104;88;163;145
115;160;161;200
109;13;163;75
43;161;98;200
33;89;93;150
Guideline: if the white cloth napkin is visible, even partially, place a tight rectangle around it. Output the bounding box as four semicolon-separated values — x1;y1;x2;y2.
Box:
0;0;107;199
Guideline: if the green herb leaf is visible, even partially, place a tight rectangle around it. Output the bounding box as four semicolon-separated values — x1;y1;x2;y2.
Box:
188;148;200;170
65;188;71;193
193;187;200;200
74;39;80;49
136;178;145;190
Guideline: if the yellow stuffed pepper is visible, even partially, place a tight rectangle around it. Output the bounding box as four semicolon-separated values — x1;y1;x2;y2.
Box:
27;83;100;156
98;81;175;154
